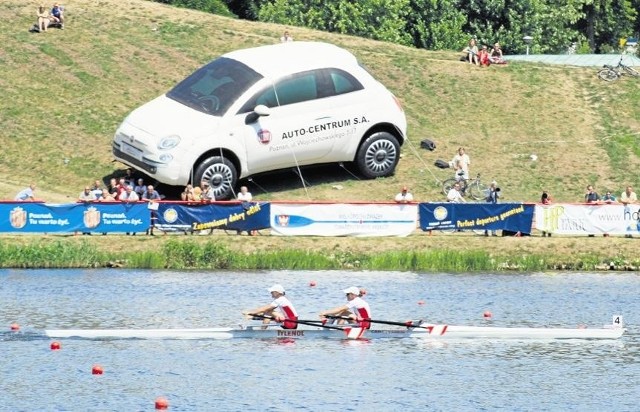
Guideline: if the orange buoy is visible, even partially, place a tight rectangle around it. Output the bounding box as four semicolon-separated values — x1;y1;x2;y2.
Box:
50;341;62;350
155;396;169;410
91;364;104;375
10;323;20;331
483;311;493;318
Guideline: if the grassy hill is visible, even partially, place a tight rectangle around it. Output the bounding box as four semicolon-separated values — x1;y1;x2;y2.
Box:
2;0;639;204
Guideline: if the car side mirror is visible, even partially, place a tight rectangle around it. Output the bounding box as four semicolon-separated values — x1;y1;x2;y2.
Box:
245;105;271;125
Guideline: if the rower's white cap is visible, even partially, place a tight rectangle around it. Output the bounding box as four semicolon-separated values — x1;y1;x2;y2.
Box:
343;286;360;296
268;284;285;294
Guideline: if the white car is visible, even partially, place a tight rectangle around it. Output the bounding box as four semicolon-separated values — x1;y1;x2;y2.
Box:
112;41;407;199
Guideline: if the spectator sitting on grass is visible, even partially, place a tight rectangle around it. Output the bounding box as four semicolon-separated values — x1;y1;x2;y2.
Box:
15;183;38;201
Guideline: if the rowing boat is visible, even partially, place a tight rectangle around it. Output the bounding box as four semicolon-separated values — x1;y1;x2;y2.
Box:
43;317;625;340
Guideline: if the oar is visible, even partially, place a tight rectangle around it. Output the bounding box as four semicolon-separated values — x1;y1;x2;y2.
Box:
325;315;427;329
248;313;345;331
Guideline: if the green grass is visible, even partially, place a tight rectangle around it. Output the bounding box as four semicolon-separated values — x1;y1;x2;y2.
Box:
2;0;639;204
3;238;639;271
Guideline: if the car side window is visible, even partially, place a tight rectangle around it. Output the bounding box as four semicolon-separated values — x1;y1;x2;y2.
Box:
328;69;364;95
274;72;317;106
239;70;319;113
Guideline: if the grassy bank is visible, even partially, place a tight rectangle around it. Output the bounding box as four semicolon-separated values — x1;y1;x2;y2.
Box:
1;234;638;271
1;0;639;204
1;0;640;272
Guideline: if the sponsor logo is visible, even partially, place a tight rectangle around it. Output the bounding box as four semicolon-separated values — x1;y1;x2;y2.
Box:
10;207;27;229
433;206;448;221
83;207;100;229
257;129;271;145
163;208;178;223
276;215;290;226
277;330;304;336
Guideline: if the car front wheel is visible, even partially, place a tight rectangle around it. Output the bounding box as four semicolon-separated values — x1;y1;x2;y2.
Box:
355;132;400;178
194;156;237;200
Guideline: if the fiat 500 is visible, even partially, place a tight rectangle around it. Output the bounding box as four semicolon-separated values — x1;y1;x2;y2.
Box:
112;41;407;199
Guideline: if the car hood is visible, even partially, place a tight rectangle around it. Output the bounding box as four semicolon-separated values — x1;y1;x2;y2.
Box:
123;95;220;137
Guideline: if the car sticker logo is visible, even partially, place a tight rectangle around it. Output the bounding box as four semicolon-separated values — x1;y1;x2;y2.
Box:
257;129;271;145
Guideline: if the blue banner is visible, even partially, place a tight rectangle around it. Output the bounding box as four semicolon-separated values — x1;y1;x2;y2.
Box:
0;202;150;233
419;203;534;233
156;202;271;233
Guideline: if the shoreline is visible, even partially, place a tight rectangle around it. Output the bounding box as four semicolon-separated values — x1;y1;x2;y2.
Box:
1;232;638;271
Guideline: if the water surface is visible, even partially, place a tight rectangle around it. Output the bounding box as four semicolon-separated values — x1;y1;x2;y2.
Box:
1;269;638;411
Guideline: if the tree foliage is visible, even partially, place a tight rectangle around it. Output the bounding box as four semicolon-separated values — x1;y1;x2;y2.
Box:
172;0;640;54
258;0;413;46
150;0;235;17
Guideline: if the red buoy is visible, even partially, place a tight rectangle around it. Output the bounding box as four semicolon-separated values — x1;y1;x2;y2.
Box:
417;300;425;306
309;280;317;287
50;341;62;350
10;323;20;331
91;364;104;375
483;311;493;318
155;396;169;410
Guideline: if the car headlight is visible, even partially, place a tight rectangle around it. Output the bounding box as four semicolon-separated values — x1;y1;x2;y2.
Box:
158;135;181;150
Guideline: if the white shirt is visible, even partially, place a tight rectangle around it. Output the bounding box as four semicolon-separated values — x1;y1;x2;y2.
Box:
447;188;465;203
120;190;139;201
395;192;414;203
237;191;253;202
452;153;470;179
346;296;371;320
270;296;298;319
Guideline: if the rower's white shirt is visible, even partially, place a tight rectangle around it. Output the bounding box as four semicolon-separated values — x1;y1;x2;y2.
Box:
346;296;370;319
271;296;298;318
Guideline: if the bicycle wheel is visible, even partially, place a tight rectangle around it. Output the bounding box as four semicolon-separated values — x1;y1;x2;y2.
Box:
442;178;458;197
469;180;489;200
622;65;640;77
597;68;619;82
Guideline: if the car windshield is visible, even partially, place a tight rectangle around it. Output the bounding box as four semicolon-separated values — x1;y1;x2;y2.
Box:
167;57;263;116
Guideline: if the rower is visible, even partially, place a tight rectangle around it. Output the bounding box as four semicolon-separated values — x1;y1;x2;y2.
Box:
243;284;299;329
319;286;371;329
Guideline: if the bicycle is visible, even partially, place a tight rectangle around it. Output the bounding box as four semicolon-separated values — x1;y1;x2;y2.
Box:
597;55;640;82
442;172;489;201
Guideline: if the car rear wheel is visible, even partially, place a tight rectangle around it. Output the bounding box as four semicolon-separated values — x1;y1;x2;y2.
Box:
355;132;400;178
194;156;237;200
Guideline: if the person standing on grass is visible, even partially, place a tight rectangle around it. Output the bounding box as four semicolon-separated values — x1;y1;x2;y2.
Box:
584;185;600;203
484;181;500;236
243;284;299;329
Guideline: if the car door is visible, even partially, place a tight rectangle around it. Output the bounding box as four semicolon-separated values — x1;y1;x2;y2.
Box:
237;69;355;175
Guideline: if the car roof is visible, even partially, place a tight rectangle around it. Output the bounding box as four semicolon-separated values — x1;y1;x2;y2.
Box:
223;42;359;79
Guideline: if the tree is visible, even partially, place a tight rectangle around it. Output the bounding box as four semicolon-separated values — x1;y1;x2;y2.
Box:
406;0;467;50
150;0;235;17
259;0;413;46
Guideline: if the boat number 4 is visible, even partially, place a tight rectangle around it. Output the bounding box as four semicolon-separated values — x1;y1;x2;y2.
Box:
611;315;623;328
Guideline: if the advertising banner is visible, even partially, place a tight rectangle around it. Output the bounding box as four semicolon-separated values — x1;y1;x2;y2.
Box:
535;204;640;235
155;202;271;233
270;203;418;237
419;203;534;233
0;202;149;233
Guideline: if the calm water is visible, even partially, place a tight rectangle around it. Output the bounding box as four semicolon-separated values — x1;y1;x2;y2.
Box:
1;269;638;411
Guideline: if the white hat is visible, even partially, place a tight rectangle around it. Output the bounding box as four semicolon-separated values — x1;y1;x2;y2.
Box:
268;284;285;294
343;286;360;296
